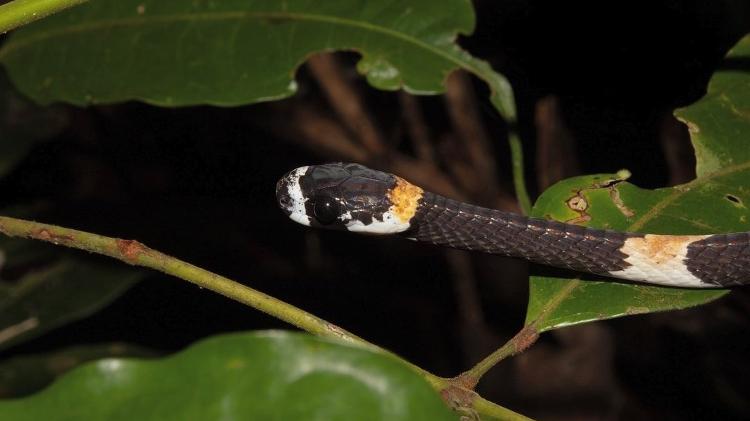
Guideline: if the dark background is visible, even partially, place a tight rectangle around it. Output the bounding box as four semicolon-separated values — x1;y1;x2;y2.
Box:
2;1;750;419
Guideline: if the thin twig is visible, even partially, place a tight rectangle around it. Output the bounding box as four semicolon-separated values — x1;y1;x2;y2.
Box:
444;71;501;203
535;96;580;191
0;216;416;373
444;72;524;211
264;101;467;200
398;92;436;163
473;395;535;421
269;104;369;162
387;156;466;200
461;279;584;387
456;324;539;389
0;317;39;345
307;53;386;156
0;215;531;420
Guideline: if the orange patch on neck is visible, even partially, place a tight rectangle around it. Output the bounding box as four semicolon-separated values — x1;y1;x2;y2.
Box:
387;177;423;223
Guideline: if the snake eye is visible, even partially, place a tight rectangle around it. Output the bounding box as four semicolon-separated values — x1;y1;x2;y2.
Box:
313;194;341;225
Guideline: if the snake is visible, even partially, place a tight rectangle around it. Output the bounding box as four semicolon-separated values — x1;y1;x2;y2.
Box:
275;162;750;288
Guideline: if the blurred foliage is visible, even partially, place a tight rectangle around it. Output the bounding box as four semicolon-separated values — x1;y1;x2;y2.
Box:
0;71;66;178
0;246;144;352
0;70;145;356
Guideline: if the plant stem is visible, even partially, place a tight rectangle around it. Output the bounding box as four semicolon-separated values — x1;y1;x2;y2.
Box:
460;281;581;386
509;131;532;214
0;0;88;34
457;324;539;389
473;396;536;421
0;215;533;419
0;216;418;373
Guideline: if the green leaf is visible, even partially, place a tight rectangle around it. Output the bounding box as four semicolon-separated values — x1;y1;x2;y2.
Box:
0;343;155;398
0;331;456;421
525;34;750;331
0;0;515;119
0;238;144;351
675;36;750;178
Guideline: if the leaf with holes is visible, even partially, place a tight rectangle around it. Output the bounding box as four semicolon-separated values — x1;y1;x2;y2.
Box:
0;0;515;119
0;331;456;421
525;34;750;332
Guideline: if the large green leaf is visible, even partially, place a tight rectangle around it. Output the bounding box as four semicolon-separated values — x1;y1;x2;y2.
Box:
0;0;514;118
0;331;456;421
525;34;750;331
0;237;144;351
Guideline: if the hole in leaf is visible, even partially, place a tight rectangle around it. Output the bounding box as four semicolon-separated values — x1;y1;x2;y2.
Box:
725;194;742;205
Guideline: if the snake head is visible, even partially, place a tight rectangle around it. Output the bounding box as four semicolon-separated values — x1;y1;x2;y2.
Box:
276;163;422;234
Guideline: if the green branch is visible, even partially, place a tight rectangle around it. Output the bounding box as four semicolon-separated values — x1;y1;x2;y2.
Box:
458;282;585;388
474;396;535;421
457;325;539;388
0;215;528;420
0;0;88;34
0;216;378;350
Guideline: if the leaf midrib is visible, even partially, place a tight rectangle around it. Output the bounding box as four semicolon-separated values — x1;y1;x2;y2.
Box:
0;10;477;74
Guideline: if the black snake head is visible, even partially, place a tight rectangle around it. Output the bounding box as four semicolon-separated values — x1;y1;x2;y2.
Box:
276;163;423;234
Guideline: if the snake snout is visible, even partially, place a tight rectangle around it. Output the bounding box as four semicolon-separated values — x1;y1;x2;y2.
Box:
276;166;313;226
276;176;292;211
